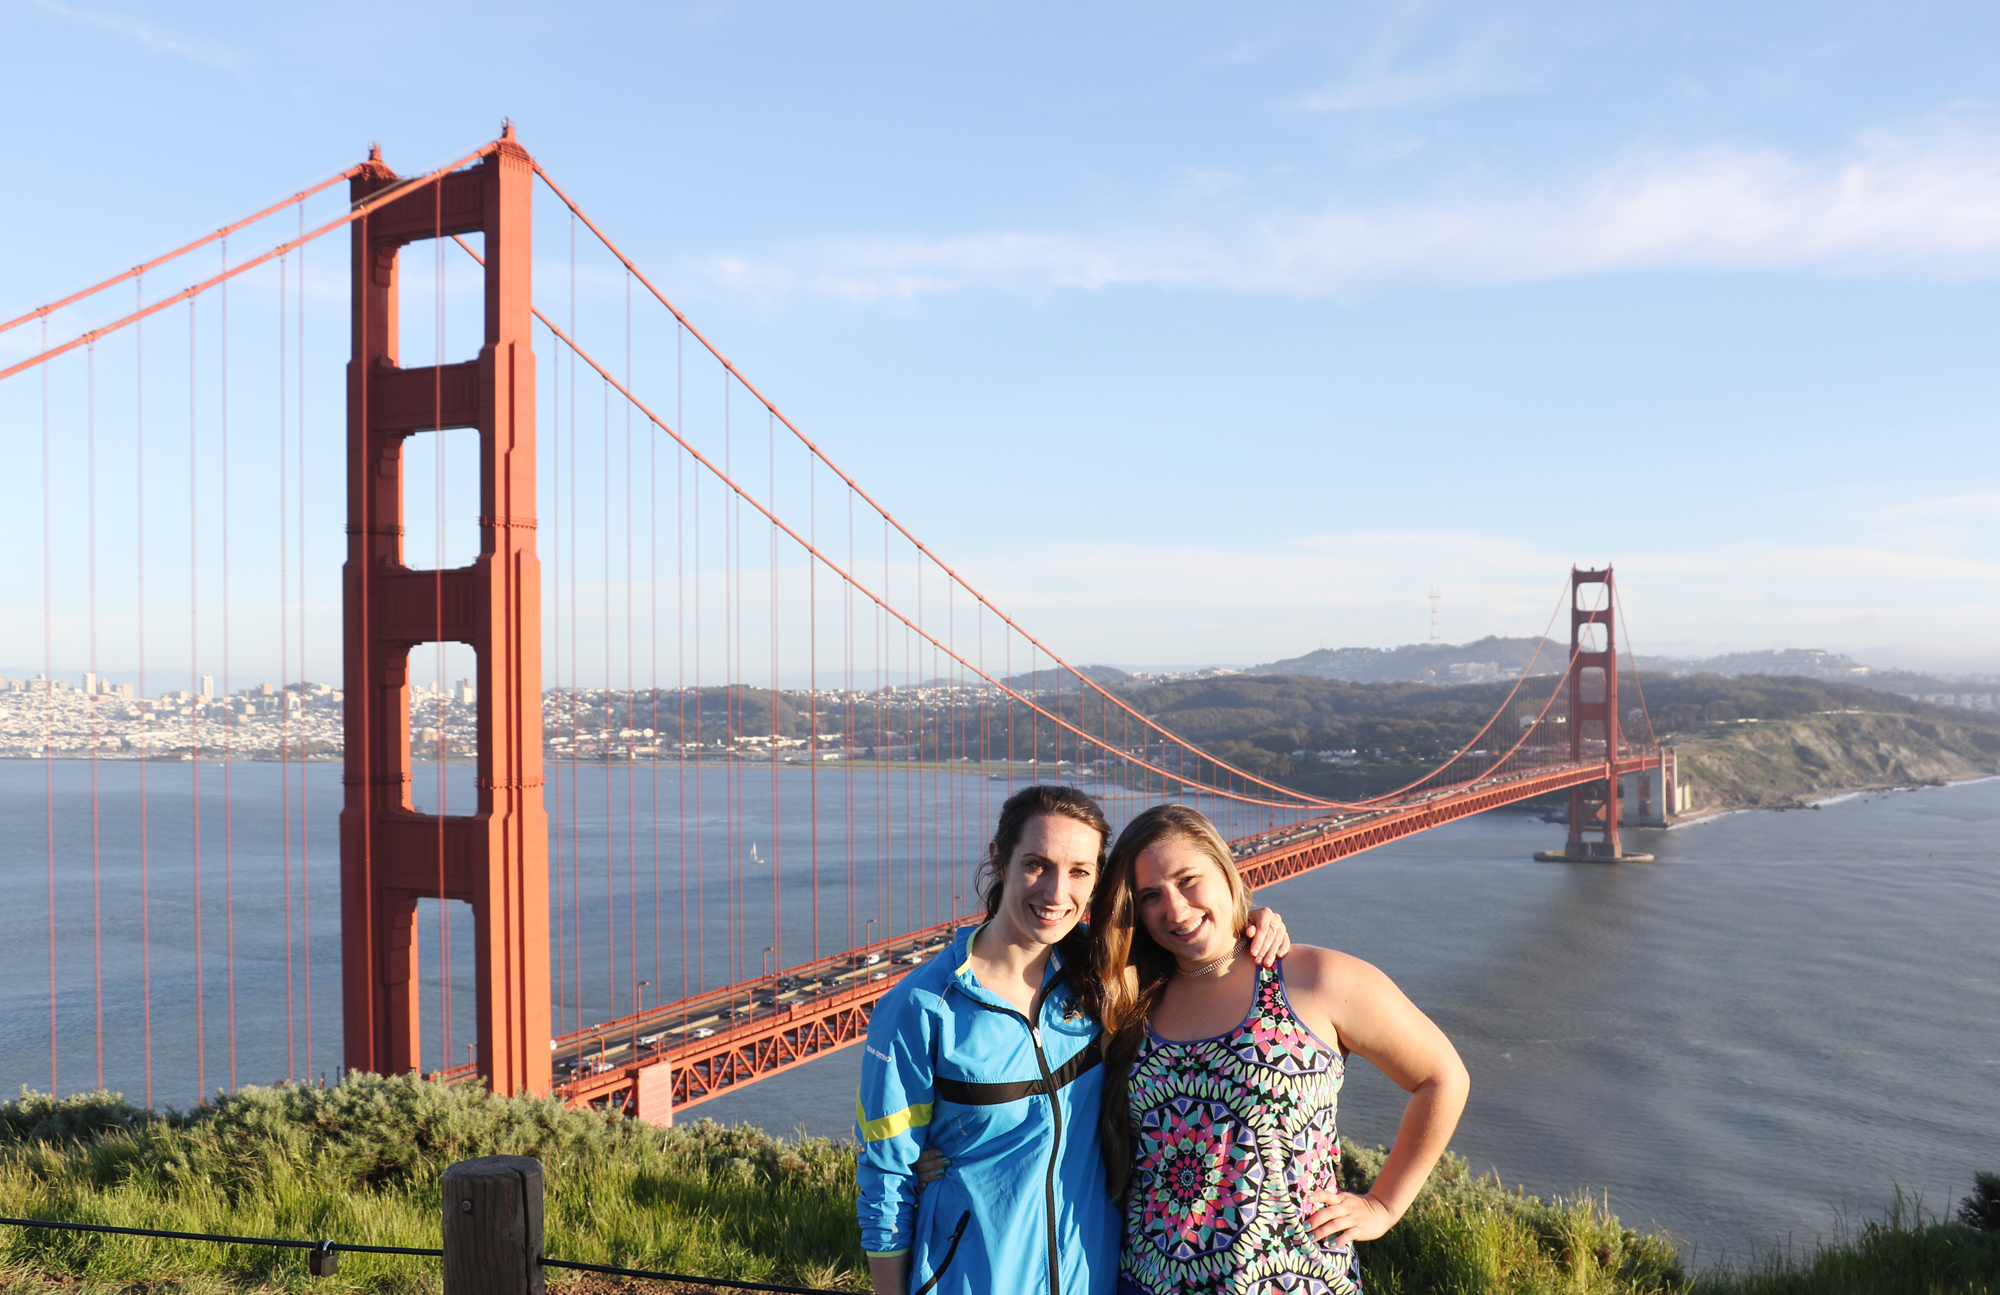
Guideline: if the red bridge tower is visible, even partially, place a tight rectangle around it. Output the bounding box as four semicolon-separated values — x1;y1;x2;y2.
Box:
1536;566;1653;862
339;131;551;1096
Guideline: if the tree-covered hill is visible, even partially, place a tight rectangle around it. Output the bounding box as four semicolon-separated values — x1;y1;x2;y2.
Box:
1100;673;2000;802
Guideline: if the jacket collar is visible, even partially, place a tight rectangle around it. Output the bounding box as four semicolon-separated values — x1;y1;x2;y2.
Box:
947;921;1072;1016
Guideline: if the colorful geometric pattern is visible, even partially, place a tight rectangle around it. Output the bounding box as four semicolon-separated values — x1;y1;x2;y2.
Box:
1120;961;1361;1295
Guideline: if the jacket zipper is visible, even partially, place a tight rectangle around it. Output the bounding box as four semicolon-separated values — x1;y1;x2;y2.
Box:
1029;1022;1062;1295
912;1210;972;1295
964;960;1068;1295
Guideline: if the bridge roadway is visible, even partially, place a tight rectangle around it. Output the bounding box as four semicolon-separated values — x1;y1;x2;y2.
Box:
528;753;1663;1117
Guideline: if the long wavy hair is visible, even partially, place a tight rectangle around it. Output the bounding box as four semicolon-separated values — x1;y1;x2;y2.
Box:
1085;803;1253;1199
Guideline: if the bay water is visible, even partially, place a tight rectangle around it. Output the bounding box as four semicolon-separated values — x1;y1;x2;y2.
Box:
1;758;1995;1265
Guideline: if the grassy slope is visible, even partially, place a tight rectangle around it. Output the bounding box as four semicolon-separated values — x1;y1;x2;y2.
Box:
0;1078;862;1294
4;1078;1997;1295
1672;711;2000;809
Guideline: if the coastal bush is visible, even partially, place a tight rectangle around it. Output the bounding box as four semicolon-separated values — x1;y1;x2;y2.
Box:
1;1087;159;1145
1961;1172;2000;1233
0;1074;864;1293
2;1079;1992;1295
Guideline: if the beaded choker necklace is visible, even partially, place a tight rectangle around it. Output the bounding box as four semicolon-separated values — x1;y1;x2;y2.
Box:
1180;937;1245;979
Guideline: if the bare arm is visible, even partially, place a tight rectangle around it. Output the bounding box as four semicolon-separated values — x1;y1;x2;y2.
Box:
1287;946;1468;1244
868;1253;909;1294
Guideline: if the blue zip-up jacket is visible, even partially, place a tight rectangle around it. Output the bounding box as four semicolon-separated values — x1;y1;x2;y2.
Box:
856;924;1118;1295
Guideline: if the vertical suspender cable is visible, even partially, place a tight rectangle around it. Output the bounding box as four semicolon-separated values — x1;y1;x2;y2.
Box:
676;323;688;1010
809;454;819;961
297;206;313;1080
137;275;153;1108
42;312;56;1098
190;296;206;1103
732;379;740;987
915;557;925;926
603;376;614;1021
646;276;662;1010
549;313;565;1037
769;411;780;970
89;336;104;1090
625;274;638;1016
693;369;704;994
221;240;236;1091
570;355;580;1033
278;252;294;1080
845;486;855;954
569;217;582;1030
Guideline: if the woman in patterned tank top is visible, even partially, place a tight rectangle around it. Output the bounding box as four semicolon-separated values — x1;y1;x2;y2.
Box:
1083;805;1469;1295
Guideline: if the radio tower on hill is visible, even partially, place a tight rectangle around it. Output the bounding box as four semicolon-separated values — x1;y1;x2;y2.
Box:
1430;584;1441;645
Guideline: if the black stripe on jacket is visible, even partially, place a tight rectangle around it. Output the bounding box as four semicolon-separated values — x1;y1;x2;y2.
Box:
933;1036;1103;1106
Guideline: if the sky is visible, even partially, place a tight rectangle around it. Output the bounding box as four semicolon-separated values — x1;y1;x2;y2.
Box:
3;0;1998;675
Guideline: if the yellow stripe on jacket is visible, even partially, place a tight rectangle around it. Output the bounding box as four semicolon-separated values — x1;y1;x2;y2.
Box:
856;1092;934;1143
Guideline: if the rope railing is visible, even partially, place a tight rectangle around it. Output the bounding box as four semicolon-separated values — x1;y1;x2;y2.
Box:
0;1209;849;1293
0;1214;438;1256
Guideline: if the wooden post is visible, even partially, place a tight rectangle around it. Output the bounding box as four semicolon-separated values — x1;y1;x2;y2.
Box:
442;1155;545;1295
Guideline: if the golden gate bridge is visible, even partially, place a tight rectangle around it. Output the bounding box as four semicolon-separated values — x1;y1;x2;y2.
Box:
0;128;1668;1118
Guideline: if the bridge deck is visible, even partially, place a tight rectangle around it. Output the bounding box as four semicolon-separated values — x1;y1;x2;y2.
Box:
536;754;1663;1115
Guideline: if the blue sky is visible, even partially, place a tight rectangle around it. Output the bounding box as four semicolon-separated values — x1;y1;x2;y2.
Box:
4;0;1998;674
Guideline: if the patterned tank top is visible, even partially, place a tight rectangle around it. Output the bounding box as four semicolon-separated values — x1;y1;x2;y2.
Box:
1118;959;1361;1295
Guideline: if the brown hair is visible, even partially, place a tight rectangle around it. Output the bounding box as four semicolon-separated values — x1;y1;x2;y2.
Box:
977;783;1112;922
973;784;1112;989
1086;803;1254;1199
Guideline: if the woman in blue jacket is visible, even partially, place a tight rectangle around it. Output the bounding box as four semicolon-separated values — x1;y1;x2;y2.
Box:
856;785;1288;1295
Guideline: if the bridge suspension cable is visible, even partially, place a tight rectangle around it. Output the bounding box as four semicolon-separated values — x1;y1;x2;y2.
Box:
0;131;1661;1112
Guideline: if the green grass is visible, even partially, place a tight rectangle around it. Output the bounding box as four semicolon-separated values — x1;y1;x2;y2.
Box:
1340;1143;1687;1295
0;1077;864;1294
1;1078;1994;1295
1689;1189;2000;1295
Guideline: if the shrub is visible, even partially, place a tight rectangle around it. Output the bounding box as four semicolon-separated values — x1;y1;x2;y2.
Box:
1959;1171;2000;1234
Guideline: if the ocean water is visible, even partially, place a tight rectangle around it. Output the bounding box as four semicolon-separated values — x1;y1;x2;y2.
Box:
693;778;2000;1266
2;760;1995;1264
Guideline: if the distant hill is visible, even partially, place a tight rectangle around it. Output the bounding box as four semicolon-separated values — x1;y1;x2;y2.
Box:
1094;670;2000;802
1247;636;1557;685
1629;647;1872;679
998;664;1137;692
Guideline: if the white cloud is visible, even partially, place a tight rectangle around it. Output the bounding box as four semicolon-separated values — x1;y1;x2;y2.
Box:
695;108;2000;301
29;0;247;71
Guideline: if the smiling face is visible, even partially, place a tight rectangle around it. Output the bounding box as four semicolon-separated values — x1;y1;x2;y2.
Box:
988;813;1105;952
1133;832;1243;967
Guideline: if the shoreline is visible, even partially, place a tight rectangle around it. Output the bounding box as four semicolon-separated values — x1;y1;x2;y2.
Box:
1661;769;1999;829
